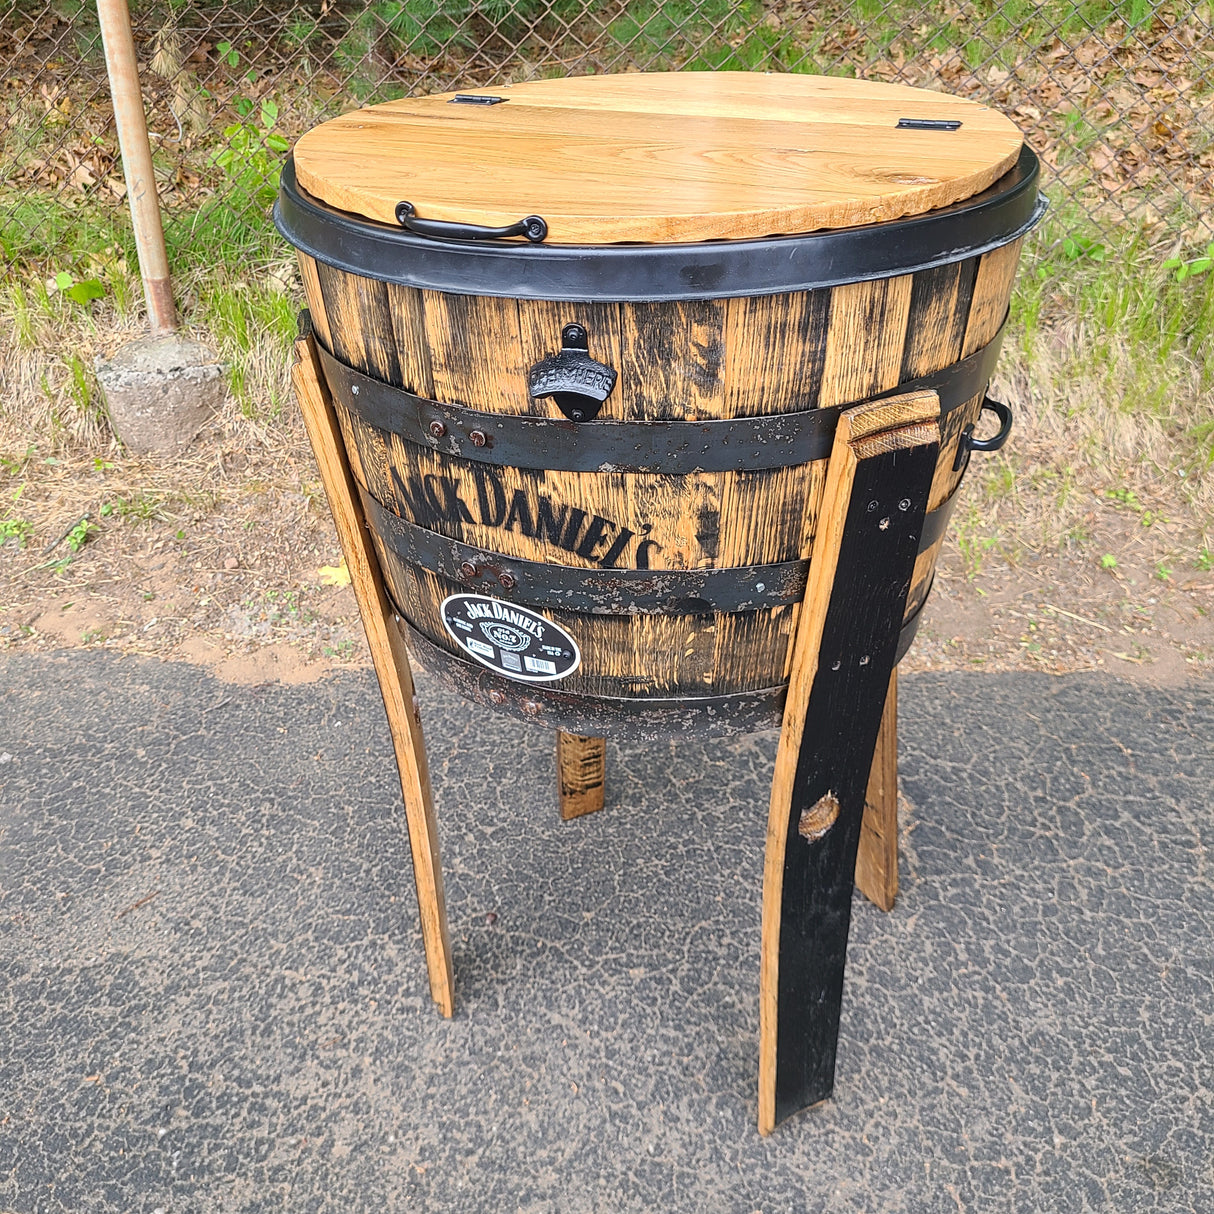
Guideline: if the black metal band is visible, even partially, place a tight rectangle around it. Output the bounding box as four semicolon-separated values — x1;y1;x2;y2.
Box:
276;146;1044;303
893;575;932;665
365;484;959;618
317;322;1003;476
918;480;964;553
399;604;927;740
400;616;787;740
364;491;808;615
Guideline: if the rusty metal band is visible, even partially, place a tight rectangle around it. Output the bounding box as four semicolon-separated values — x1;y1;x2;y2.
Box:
363;491;807;615
364;489;958;618
398;608;927;740
314;321;1004;476
399;616;788;740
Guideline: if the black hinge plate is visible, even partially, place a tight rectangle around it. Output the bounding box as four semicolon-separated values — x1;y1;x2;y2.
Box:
897;118;962;130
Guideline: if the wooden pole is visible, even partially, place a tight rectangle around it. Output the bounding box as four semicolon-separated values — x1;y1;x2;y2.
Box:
96;0;178;334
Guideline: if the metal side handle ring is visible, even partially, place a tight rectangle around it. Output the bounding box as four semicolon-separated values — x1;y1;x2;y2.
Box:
954;396;1013;469
395;201;547;243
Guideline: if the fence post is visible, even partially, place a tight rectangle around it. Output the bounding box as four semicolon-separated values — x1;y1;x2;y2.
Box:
96;0;178;335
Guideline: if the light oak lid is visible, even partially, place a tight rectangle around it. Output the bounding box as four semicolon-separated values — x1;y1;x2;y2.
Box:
293;72;1024;246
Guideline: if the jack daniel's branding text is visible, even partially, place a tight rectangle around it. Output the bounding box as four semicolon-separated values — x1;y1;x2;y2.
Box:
390;464;661;569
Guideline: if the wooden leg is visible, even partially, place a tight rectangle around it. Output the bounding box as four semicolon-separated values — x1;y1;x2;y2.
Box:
856;669;898;912
291;324;455;1018
759;391;941;1134
557;732;606;820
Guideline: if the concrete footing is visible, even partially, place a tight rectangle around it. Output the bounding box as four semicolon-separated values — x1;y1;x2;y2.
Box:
96;333;226;454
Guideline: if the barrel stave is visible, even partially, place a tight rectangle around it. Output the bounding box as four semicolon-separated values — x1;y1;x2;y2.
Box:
298;237;1021;702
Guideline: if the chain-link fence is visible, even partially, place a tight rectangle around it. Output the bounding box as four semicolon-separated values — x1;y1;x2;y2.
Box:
3;1;1213;269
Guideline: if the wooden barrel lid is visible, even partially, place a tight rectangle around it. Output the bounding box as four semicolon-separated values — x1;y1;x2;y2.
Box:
293;72;1024;246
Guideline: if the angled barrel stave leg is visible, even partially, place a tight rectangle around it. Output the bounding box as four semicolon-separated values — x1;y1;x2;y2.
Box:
759;392;941;1133
291;318;455;1018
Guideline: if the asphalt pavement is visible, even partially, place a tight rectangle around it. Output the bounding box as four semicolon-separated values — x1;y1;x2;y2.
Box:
1;652;1211;1213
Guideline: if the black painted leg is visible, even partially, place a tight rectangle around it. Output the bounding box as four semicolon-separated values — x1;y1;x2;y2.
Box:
760;395;940;1132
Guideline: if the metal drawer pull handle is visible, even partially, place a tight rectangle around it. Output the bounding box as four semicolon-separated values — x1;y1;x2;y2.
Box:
394;201;547;243
954;396;1013;469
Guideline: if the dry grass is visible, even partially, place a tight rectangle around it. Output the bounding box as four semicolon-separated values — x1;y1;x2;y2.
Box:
0;255;337;665
939;220;1214;583
0;252;308;459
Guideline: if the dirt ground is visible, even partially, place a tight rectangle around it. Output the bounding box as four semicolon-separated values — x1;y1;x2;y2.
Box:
2;428;1210;691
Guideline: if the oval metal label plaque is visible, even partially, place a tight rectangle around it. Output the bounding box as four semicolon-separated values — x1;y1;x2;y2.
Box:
440;594;581;683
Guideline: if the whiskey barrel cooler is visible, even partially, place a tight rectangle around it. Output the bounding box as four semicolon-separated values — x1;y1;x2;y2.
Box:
275;72;1043;741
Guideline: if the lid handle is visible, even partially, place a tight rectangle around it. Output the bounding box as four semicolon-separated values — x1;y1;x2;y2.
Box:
394;202;547;244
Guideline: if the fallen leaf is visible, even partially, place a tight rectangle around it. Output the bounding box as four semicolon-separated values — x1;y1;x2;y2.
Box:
319;559;351;588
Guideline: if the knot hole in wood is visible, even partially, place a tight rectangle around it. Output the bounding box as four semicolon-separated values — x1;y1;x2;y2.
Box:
798;792;840;843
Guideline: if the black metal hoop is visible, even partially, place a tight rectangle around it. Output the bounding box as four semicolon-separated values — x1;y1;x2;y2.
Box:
276;146;1045;302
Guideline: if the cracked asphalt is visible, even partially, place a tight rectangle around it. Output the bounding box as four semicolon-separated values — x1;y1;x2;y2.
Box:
1;652;1211;1212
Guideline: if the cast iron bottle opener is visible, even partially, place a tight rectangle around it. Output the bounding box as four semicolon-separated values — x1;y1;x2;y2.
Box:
528;323;618;422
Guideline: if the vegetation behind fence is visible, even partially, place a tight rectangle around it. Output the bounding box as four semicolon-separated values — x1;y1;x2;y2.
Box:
2;0;1213;271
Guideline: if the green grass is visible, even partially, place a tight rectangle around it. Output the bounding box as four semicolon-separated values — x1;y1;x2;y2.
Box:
0;192;134;268
61;351;100;423
165;200;285;269
105;492;169;523
198;276;300;417
1;187;282;281
955;504;1005;578
1012;206;1214;444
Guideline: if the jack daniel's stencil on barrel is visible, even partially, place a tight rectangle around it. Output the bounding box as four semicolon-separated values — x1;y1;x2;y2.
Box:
278;70;1043;1130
